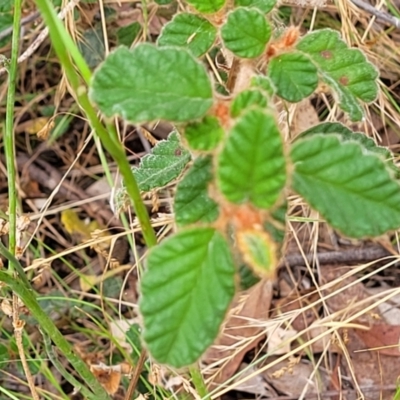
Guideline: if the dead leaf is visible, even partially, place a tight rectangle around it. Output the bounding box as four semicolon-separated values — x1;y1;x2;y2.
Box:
15;117;50;135
355;323;400;357
267;326;297;355
91;364;121;395
231;363;275;396
321;265;379;324
290;98;320;138
204;279;273;385
342;328;399;400
262;356;329;397
109;318;139;351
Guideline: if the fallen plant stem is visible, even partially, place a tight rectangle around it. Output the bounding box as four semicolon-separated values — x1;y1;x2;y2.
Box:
350;0;400;29
280;245;392;268
124;349;147;400
13;309;39;400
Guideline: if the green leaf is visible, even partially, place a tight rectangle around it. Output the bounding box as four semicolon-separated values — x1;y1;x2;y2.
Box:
299;122;400;178
291;134;400;238
117;22;141;47
0;343;9;363
125;324;142;362
140;227;236;367
231;89;268;117
133;131;191;191
237;230;278;277
268;52;318;102
174;156;219;226
251;75;274;95
217;109;286;209
103;276;123;298
186;0;225;13
78;27;105;69
158;13;217;57
234;0;276;13
0;14;12;46
296;29;378;121
298;122;392;159
0;0;12;12
90;44;213;123
155;0;173;4
221;8;271;58
184;116;224;151
264;201;287;245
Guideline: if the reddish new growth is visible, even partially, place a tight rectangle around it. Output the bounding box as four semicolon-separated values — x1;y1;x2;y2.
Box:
212;100;231;128
266;26;300;58
222;203;264;231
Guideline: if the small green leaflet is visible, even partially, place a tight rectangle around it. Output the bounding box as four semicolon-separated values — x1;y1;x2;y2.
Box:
133;131;191;191
237;229;278;277
116;22;141;47
158;13;217;57
234;0;277;13
221;8;271;58
174;156;219;226
186;0;226;13
231;89;268;117
217;109;286;209
78;27;105;69
90;44;213;123
140;227;236;367
184;116;224;151
268;52;318;102
296;29;378;121
291;134;400;238
251;75;274;95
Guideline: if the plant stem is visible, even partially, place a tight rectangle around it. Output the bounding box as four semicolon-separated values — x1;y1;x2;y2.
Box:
189;365;209;398
0;270;111;399
4;0;22;258
33;0;157;249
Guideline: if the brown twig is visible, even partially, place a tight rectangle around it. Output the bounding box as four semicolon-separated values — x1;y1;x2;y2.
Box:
280;244;394;268
13;294;40;400
350;0;400;29
124;350;147;400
